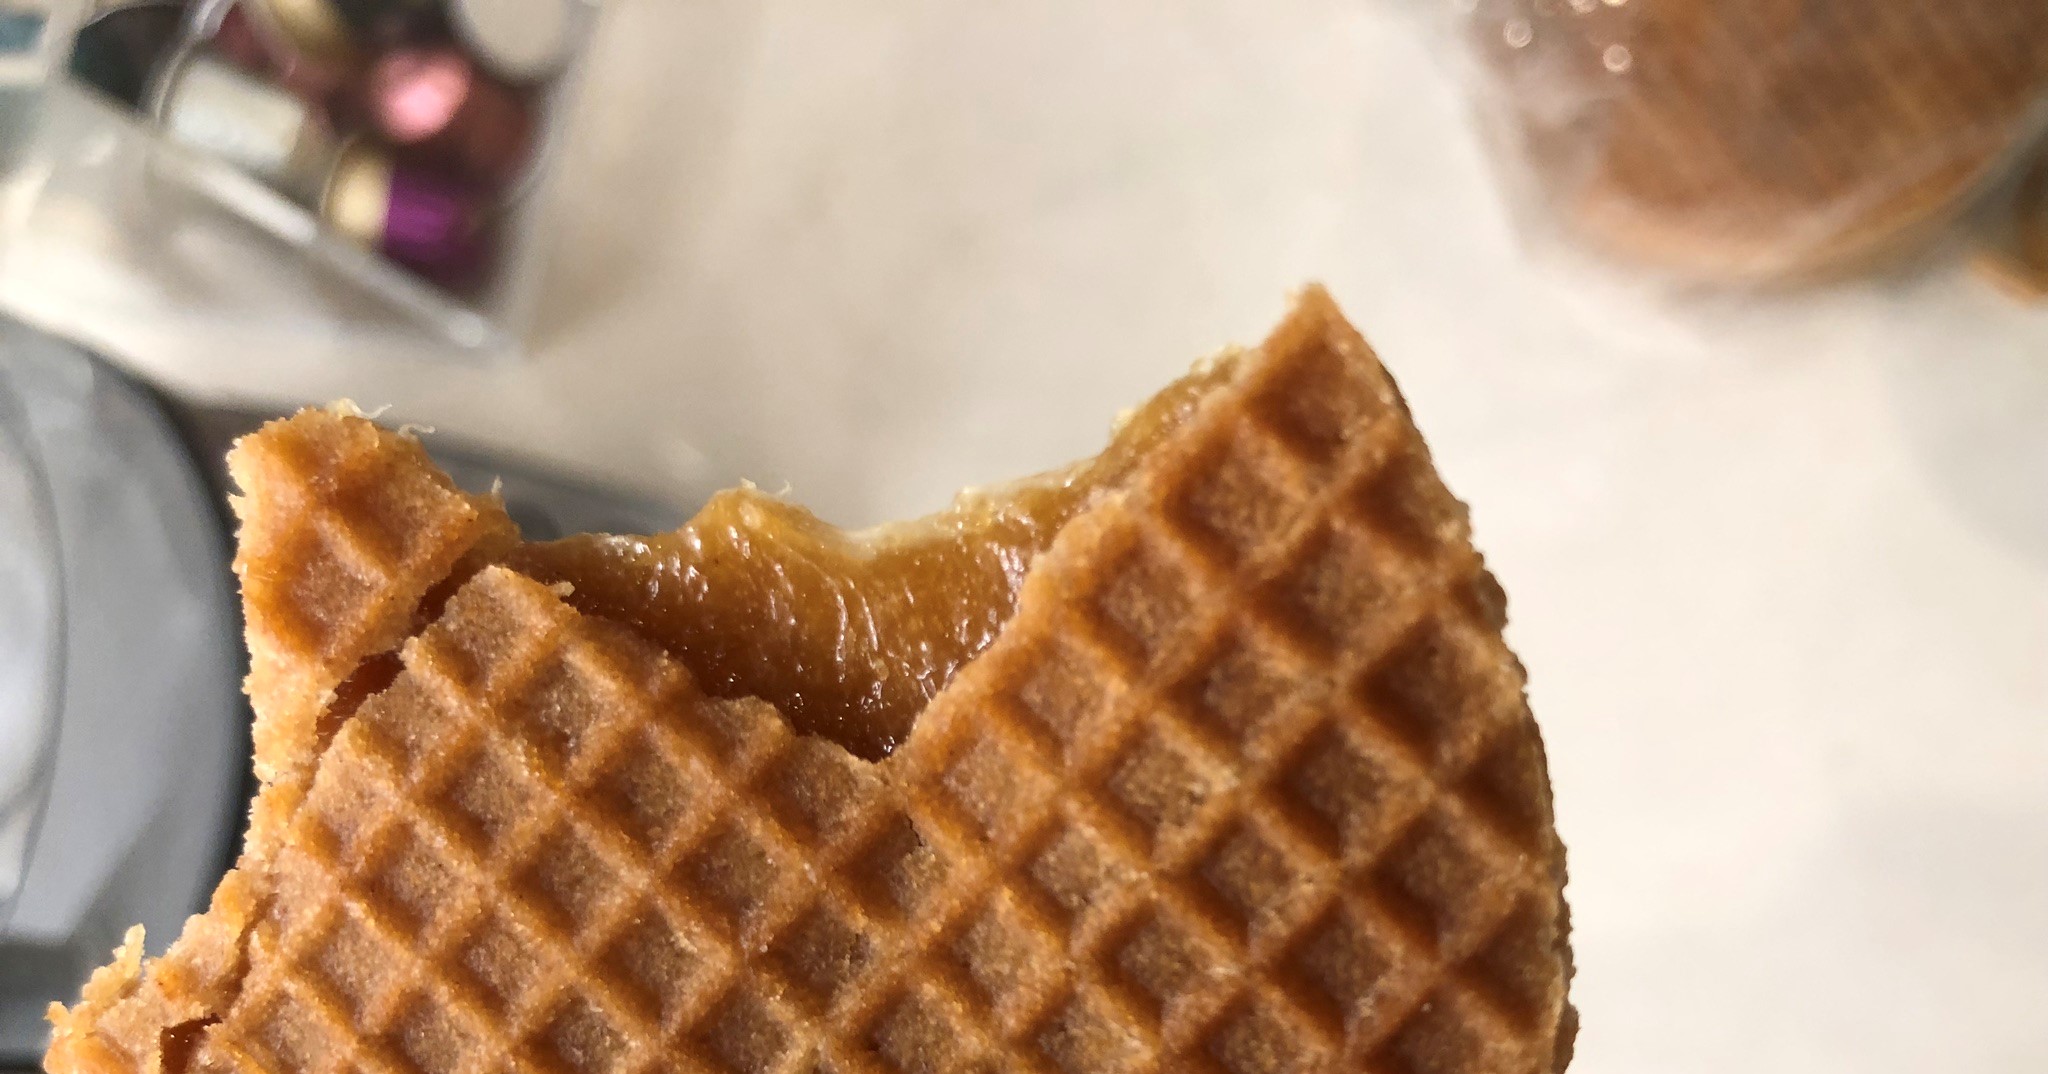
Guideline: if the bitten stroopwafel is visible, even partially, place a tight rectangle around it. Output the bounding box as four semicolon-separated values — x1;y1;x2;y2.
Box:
1470;0;2048;281
48;288;1575;1074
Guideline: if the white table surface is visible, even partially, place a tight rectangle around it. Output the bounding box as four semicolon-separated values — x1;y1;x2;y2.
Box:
38;3;2048;1071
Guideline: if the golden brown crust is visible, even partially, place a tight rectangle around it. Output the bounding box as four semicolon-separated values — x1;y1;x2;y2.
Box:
46;870;262;1074
46;410;520;1074
228;406;508;787
228;406;514;828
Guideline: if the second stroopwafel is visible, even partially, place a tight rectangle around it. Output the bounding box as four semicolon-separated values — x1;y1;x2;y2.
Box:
1470;0;2048;281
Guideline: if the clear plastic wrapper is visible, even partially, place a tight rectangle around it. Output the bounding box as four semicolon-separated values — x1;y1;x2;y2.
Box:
1432;0;2048;287
0;0;600;363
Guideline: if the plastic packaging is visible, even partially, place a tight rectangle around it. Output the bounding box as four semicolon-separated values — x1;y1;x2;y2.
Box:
0;0;600;361
1437;0;2048;287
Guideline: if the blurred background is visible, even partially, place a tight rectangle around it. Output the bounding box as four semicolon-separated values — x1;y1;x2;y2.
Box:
2;1;2045;1072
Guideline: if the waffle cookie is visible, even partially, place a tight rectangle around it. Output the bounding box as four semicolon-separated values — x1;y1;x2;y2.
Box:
48;288;1574;1074
230;405;520;838
1471;0;2048;281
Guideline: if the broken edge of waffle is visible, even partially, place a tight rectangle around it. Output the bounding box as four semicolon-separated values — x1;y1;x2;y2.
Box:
49;286;1576;1074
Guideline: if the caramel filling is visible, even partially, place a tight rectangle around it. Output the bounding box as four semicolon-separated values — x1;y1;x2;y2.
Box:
507;355;1238;760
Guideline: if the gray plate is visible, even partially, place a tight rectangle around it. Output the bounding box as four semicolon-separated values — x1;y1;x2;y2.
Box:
0;317;245;1068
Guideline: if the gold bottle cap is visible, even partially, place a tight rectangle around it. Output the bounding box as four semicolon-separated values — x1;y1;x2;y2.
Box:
321;138;395;249
246;0;358;66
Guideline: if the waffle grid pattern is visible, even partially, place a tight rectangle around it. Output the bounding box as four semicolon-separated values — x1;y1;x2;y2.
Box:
866;315;1567;1074
224;576;944;1073
107;297;1566;1074
46;414;510;1074
232;410;496;787
201;308;1566;1074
